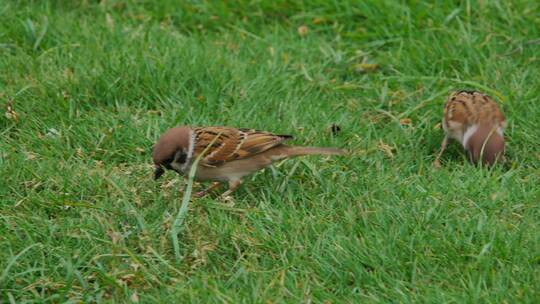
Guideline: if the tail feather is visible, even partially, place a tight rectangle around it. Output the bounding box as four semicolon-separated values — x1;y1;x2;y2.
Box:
286;146;346;157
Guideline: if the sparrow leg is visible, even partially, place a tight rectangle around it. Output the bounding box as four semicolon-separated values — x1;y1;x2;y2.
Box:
220;179;242;199
194;182;222;198
433;135;449;168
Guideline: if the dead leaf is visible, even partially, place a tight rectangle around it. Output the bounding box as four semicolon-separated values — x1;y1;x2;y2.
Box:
227;42;238;51
268;46;275;57
353;63;379;73
25;152;37;160
121;273;136;283
297;25;308;36
312;17;325;25
130;263;141;271
107;230;121;245
399;118;412;126
5;99;18;122
162;179;176;189
106;13;115;29
130;292;139;303
282;52;289;64
378;140;394;158
46;128;61;138
63;68;74;80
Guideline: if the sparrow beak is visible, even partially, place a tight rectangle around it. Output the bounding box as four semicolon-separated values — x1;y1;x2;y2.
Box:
154;166;165;180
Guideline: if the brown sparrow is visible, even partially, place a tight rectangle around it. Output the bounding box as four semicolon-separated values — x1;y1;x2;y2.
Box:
152;126;346;197
434;90;506;166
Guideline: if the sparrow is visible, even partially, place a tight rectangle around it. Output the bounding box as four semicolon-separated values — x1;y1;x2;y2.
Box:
152;126;346;197
434;90;506;166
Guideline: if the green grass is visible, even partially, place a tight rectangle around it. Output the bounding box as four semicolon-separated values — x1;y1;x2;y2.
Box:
1;0;539;302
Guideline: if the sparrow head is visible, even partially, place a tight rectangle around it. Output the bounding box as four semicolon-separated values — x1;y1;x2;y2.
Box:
152;126;192;180
465;124;505;166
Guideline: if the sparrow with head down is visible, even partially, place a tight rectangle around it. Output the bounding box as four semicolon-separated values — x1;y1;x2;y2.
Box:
152;126;345;197
434;90;506;166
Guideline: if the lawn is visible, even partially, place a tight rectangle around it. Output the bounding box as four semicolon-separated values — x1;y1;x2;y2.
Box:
1;1;539;302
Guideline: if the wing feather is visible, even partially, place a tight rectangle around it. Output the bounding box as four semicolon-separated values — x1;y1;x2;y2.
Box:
193;127;292;166
445;91;505;128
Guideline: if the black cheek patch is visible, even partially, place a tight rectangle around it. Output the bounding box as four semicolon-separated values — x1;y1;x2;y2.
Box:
175;150;187;164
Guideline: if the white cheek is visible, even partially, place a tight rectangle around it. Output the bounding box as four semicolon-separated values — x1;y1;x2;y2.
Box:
496;127;504;137
462;124;479;148
187;129;195;160
171;161;184;173
179;129;196;172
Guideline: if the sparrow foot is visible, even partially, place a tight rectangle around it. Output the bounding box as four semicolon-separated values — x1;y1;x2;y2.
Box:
193;182;222;198
194;190;208;198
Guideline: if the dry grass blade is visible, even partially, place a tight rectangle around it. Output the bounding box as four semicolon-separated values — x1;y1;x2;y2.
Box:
170;132;222;263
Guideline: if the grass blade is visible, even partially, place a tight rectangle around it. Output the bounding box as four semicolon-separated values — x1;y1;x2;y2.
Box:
0;243;41;285
170;132;222;263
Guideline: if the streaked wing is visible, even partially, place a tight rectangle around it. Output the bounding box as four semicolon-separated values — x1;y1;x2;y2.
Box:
193;127;292;166
445;90;505;126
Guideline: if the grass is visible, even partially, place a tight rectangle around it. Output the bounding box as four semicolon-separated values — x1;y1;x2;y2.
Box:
1;0;539;302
